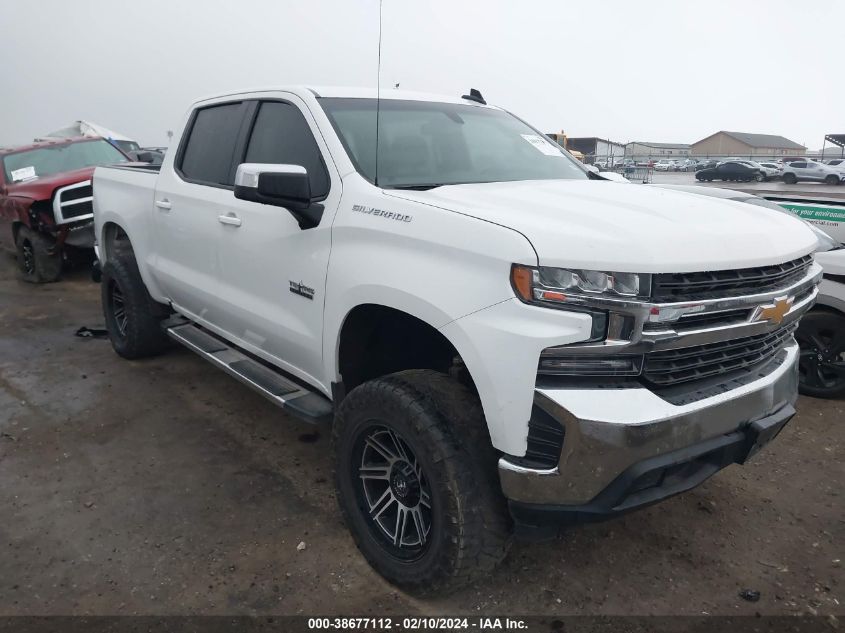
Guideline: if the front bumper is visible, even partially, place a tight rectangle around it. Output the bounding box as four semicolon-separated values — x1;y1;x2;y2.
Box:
62;220;96;249
499;341;799;528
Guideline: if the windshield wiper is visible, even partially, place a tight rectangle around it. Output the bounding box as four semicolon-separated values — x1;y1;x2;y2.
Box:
388;183;448;191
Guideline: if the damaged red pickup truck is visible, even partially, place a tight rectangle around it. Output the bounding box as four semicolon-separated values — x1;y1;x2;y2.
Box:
0;136;128;282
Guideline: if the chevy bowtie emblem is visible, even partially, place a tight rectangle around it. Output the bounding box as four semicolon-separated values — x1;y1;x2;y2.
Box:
752;296;794;325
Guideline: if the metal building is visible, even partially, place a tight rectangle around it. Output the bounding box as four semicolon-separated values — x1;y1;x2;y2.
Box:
691;131;806;158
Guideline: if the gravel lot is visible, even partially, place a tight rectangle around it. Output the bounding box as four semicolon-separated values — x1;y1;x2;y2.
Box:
0;247;842;618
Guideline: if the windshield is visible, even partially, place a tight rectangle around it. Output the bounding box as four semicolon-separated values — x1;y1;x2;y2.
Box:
2;139;127;182
319;98;587;188
112;139;141;153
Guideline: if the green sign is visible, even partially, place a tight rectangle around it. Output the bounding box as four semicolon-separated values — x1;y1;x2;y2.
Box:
780;203;845;224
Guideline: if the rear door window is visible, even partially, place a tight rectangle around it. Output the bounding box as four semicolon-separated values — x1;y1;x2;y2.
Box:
179;102;246;187
244;101;329;199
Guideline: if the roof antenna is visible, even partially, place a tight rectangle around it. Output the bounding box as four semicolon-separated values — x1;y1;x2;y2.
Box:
461;88;486;105
374;0;384;187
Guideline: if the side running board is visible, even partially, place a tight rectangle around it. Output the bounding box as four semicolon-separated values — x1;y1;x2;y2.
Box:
167;322;333;425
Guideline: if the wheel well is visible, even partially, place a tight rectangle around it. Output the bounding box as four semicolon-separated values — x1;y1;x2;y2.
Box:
809;304;845;319
101;222;132;261
338;304;469;395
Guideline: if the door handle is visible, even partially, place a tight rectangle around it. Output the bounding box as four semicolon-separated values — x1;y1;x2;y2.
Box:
218;213;242;227
154;199;172;210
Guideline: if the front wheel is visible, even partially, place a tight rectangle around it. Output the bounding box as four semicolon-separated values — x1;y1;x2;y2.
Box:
825;174;840;185
333;370;511;593
755;173;764;182
796;311;845;399
14;226;62;283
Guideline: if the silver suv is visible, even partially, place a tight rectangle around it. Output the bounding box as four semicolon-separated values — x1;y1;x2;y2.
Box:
782;159;845;185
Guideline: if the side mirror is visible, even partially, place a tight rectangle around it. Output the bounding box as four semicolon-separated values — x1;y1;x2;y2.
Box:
135;151;155;163
234;163;324;229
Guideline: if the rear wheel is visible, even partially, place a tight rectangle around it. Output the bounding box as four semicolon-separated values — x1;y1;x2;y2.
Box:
784;173;797;184
755;173;764;182
14;226;62;283
101;251;171;359
333;369;511;593
796;311;845;399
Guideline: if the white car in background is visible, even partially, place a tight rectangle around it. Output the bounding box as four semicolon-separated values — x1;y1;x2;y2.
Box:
799;249;845;398
782;160;845;185
758;161;784;179
653;159;677;171
824;158;845;173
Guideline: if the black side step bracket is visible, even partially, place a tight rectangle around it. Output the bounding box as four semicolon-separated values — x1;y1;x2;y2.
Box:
167;322;333;424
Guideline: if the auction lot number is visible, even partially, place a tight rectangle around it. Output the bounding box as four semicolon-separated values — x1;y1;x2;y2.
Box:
308;617;527;630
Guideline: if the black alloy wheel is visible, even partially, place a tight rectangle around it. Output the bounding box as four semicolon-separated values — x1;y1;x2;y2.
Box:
109;278;129;338
796;311;845;398
353;424;432;559
20;238;36;276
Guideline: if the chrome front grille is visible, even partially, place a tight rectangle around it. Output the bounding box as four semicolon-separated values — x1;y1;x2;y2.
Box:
535;259;819;396
642;323;798;387
651;255;813;302
52;179;93;224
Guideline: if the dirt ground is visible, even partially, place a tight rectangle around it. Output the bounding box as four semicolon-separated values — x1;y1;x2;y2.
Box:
0;248;842;618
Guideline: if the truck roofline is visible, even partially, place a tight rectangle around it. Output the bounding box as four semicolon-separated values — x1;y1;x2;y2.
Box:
189;86;499;108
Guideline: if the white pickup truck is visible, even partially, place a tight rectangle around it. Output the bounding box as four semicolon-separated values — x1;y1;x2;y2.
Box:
93;86;822;591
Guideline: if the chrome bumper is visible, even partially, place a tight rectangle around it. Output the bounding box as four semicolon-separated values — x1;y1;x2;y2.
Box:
499;342;800;506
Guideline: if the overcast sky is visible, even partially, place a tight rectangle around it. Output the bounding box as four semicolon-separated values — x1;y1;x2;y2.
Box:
0;0;841;149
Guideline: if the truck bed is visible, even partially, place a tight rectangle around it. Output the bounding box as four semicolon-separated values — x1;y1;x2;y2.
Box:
92;162;161;262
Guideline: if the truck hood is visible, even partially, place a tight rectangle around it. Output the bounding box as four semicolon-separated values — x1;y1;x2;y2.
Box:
7;166;96;201
387;180;818;272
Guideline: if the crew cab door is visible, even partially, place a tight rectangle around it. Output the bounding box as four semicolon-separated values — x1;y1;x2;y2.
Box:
151;100;251;322
213;97;340;386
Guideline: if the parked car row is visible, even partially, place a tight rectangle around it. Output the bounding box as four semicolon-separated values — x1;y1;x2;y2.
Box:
695;157;845;185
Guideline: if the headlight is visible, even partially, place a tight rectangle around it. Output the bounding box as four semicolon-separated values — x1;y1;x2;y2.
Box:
511;264;651;305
